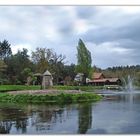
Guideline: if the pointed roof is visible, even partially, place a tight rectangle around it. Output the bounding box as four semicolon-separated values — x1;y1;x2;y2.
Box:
93;72;105;79
43;70;52;76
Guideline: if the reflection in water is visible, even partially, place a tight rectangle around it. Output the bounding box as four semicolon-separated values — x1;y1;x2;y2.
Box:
0;103;93;134
15;119;28;133
0;105;28;134
1;93;140;134
0;121;12;134
30;105;64;132
78;103;92;134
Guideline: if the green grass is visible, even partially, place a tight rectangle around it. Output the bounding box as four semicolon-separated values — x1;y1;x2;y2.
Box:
52;85;104;91
0;93;102;104
0;85;104;92
0;85;41;92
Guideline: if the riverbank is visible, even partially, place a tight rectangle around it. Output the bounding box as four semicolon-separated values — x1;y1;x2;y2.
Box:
0;92;102;104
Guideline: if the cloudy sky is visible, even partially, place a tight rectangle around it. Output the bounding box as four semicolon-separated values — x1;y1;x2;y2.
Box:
0;6;140;69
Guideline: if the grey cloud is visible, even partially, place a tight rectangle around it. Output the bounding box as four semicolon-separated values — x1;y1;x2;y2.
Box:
0;6;139;68
77;7;140;45
57;20;74;35
81;16;140;44
75;6;97;19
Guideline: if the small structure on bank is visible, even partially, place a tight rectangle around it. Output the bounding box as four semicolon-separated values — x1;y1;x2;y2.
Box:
42;70;53;89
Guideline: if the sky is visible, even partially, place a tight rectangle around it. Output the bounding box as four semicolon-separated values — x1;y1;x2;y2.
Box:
0;6;140;69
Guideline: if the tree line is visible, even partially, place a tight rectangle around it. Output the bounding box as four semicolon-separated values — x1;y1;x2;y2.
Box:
0;39;92;85
0;39;140;86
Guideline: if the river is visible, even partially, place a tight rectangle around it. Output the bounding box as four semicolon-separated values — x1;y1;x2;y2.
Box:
0;93;140;134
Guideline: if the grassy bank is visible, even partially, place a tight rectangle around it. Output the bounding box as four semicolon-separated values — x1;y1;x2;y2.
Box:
51;85;103;91
0;93;102;104
0;85;41;92
0;85;104;92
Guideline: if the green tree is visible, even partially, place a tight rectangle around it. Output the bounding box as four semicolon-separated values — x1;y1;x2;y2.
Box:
0;60;7;72
63;64;76;80
31;48;51;73
6;48;33;84
76;39;92;85
21;68;37;85
0;40;12;60
32;47;66;84
48;53;65;84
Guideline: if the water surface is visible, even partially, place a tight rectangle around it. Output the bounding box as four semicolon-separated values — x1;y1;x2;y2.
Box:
0;93;140;134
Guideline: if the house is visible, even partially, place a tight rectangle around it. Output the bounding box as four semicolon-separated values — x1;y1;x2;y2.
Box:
74;73;84;82
88;72;122;86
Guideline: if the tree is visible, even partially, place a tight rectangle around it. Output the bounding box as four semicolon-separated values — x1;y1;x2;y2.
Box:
5;48;33;84
48;53;66;84
61;64;76;85
0;40;12;60
21;68;32;85
76;39;92;85
0;60;7;72
31;48;52;73
31;47;66;84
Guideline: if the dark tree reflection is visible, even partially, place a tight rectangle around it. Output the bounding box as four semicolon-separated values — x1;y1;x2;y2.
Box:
78;103;92;134
15;119;28;133
30;105;64;132
0;121;12;134
0;106;28;134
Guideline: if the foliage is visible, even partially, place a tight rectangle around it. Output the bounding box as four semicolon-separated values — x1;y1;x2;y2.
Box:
21;68;37;85
31;47;50;73
31;47;66;84
0;93;102;104
76;39;92;84
48;53;66;84
0;40;12;83
62;64;76;81
0;40;12;60
5;48;34;84
0;39;139;87
0;60;7;72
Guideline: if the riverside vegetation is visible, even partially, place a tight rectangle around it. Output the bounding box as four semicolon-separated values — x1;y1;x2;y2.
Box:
0;85;102;104
0;92;102;104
